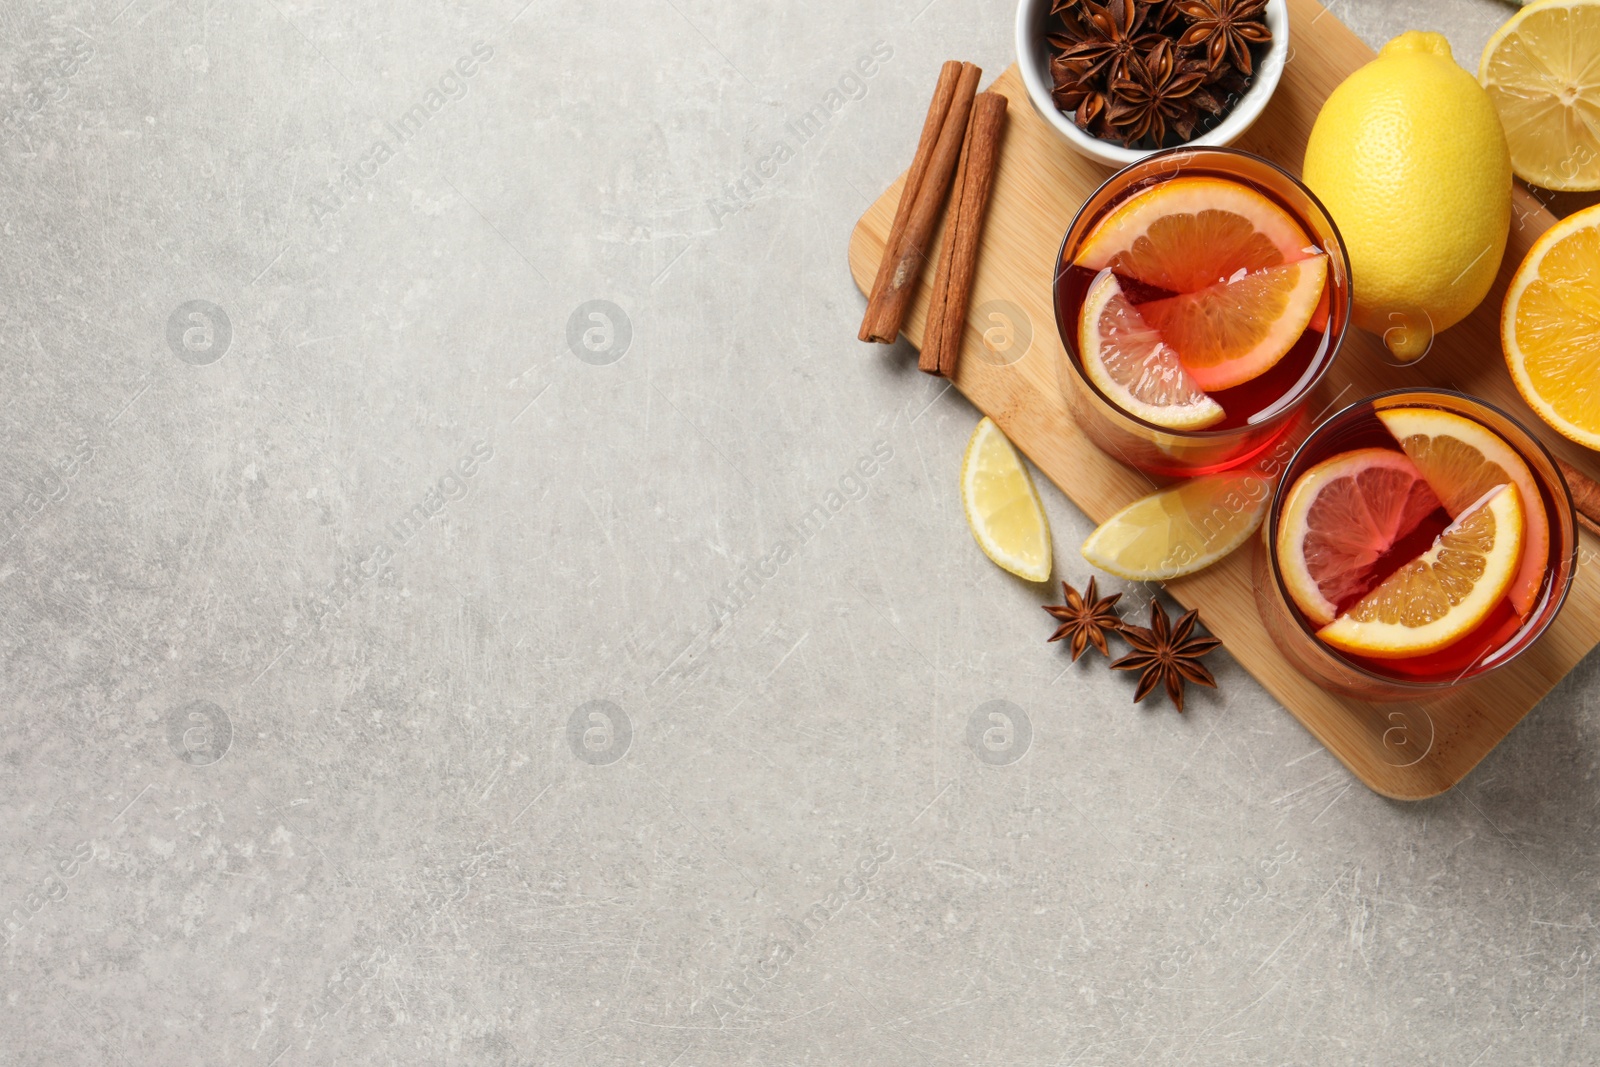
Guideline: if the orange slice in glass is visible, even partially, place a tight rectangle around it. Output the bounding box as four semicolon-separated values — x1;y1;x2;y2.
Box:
1276;448;1443;625
1074;176;1316;293
1377;407;1547;615
1137;255;1328;392
1077;271;1224;431
1319;485;1526;659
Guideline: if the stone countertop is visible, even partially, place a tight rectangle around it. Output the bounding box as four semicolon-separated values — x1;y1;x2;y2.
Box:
2;0;1595;1064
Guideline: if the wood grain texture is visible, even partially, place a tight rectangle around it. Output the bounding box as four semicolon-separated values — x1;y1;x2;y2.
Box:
847;0;1600;800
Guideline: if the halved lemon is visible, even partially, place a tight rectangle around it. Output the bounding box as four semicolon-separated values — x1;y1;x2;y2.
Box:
1502;203;1600;449
1480;0;1600;192
1277;448;1443;625
1074;176;1316;293
1081;471;1272;581
1319;485;1525;658
1078;272;1225;431
962;417;1052;582
1377;406;1548;615
1138;255;1328;393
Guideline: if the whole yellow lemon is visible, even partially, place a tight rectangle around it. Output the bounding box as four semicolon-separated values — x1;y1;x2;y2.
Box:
1303;31;1512;361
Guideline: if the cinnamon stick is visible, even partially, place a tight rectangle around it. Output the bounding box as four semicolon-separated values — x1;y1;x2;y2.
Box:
1556;457;1600;537
860;60;961;340
919;113;975;375
859;61;982;344
920;91;1009;378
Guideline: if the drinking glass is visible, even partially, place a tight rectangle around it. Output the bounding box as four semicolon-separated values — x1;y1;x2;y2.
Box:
1254;388;1577;701
1053;146;1352;477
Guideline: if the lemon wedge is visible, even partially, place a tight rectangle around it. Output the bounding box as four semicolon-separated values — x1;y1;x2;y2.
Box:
961;417;1052;582
1081;471;1270;581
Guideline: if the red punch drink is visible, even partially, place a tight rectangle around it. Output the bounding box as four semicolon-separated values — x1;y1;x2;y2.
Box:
1256;389;1577;700
1054;147;1351;477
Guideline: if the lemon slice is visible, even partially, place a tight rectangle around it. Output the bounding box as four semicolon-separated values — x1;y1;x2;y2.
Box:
1074;176;1315;292
1377;406;1549;616
1502;203;1600;449
1081;472;1269;581
1480;0;1600;192
1319;484;1525;659
962;417;1052;582
1078;272;1225;431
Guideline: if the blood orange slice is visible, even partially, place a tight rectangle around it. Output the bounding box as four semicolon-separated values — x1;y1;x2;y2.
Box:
1074;177;1317;293
1376;407;1547;615
1276;448;1444;625
1077;271;1224;431
1319;484;1525;659
1138;255;1328;392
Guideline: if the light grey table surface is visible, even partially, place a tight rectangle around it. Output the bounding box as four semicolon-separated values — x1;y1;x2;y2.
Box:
3;1;1594;1064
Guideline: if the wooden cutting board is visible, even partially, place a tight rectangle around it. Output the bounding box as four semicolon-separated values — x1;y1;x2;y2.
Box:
848;0;1600;799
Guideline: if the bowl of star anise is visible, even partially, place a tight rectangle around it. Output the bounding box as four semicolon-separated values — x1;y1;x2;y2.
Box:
1016;0;1289;169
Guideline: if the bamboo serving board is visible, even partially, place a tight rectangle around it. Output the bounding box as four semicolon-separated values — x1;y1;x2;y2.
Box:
848;0;1600;799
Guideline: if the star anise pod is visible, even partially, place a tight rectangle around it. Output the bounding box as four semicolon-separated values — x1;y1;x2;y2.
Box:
1175;0;1272;75
1048;0;1093;39
1050;55;1115;136
1043;577;1124;661
1137;0;1184;31
1109;600;1220;712
1057;0;1165;86
1108;39;1210;147
1202;63;1252;99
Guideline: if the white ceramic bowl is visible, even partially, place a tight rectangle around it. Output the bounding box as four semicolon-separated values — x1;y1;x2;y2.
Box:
1015;0;1290;169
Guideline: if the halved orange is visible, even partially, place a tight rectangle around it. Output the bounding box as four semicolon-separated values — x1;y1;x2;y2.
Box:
1074;177;1317;293
1502;203;1600;449
1377;407;1547;615
1319;485;1526;659
1138;255;1328;392
1077;272;1224;431
1277;448;1443;625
